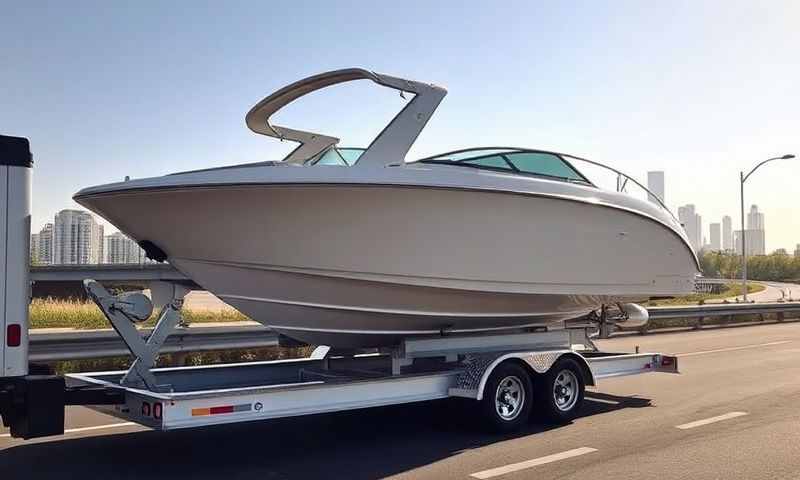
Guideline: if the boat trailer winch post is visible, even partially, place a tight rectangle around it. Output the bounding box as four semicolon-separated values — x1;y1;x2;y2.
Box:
83;279;188;392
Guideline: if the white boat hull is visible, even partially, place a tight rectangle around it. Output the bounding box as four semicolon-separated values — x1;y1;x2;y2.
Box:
77;183;697;347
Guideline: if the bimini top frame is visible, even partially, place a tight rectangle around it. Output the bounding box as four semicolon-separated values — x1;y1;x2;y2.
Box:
245;68;447;167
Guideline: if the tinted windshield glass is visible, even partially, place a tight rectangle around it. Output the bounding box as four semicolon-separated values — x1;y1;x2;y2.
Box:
338;148;365;165
417;149;589;183
505;152;585;181
308;148;365;166
463;155;513;169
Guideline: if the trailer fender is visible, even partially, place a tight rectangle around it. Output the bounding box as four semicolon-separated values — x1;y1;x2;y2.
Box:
452;350;595;401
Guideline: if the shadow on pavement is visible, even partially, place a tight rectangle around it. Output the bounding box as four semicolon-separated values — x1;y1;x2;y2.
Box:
1;393;651;479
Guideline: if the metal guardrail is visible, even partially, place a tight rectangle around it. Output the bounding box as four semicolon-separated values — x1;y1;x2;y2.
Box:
647;302;800;320
30;325;277;362
28;302;800;361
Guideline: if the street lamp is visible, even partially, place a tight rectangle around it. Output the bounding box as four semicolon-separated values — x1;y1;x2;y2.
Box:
739;154;795;301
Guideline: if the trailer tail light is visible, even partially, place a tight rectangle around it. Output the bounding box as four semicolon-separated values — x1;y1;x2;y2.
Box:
210;406;235;415
7;324;21;347
153;403;162;420
141;402;151;417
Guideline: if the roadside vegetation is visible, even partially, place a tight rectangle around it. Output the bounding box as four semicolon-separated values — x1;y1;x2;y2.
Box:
700;250;800;282
644;282;765;307
30;298;251;330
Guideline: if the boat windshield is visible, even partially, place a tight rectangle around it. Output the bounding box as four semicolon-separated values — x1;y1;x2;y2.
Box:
306;148;366;166
416;148;592;184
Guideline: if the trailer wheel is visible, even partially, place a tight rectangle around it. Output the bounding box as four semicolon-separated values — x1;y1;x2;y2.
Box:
535;357;585;424
479;362;533;433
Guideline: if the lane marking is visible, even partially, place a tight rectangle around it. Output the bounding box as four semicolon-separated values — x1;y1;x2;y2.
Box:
470;447;598;479
678;340;791;357
675;412;748;430
585;397;619;405
0;421;137;438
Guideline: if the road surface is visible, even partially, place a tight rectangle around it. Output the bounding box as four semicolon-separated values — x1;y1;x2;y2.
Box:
746;281;800;302
2;322;800;479
705;280;799;304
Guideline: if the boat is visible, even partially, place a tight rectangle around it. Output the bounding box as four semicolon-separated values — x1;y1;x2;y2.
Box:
74;68;700;348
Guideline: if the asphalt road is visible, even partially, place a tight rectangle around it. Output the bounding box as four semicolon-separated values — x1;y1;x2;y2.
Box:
2;322;800;479
748;281;800;302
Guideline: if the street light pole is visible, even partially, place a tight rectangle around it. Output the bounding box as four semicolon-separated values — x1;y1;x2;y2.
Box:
739;154;795;302
740;170;747;301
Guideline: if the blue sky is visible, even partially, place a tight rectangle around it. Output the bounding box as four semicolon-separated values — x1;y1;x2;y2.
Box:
2;1;798;251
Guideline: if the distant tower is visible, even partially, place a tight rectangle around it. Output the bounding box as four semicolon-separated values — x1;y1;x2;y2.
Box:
30;232;39;263
678;204;702;252
104;231;148;264
29;223;54;265
747;205;764;231
722;216;732;251
746;205;766;255
53;210;104;264
709;223;721;251
647;171;665;205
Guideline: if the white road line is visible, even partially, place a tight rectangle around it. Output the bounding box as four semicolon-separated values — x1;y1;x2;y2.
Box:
470;447;598;479
675;412;748;430
585;397;619;405
0;421;137;439
678;340;791;357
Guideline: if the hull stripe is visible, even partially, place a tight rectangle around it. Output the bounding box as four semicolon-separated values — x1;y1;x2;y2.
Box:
219;293;596;318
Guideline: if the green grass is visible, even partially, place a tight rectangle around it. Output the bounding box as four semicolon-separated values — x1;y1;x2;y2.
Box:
30;298;252;330
645;282;766;307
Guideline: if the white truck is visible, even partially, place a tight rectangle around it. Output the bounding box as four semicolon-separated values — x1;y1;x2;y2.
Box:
0;135;678;439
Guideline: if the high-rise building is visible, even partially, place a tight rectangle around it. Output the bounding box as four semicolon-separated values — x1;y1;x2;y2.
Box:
733;229;766;256
745;205;766;255
53;209;104;264
722;215;732;251
709;223;721;251
678;204;702;252
647;171;665;205
747;205;765;231
29;223;54;265
30;233;40;264
104;231;148;264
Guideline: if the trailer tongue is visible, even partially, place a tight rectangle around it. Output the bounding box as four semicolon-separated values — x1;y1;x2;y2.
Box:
1;134;678;439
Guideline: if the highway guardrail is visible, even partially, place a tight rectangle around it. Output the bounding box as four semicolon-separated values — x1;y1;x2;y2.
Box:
29;302;800;361
30;325;278;362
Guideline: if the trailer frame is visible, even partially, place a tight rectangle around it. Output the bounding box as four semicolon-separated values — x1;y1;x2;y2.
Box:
63;327;677;433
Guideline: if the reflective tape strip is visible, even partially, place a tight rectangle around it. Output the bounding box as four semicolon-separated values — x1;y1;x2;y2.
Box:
192;403;252;416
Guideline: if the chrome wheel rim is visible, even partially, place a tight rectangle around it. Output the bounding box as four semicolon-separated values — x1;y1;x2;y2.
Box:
553;369;579;412
495;375;525;421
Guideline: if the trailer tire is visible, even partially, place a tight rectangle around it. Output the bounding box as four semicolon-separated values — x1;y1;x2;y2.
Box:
535;357;585;424
478;362;533;433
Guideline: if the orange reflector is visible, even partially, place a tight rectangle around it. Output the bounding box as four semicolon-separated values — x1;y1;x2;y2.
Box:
192;408;211;416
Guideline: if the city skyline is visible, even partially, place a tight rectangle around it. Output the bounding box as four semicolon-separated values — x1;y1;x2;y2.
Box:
30;208;150;265
650;169;786;255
